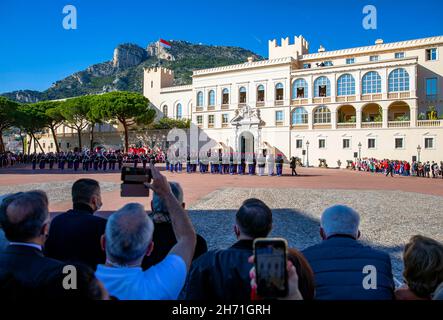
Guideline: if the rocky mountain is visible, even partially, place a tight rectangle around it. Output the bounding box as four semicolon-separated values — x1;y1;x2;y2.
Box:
2;40;262;103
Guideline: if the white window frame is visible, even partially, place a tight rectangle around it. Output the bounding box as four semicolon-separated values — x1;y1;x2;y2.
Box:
367;138;377;149
318;138;327;149
423;136;436;150
394;137;405;150
342;138;351;150
295;139;303;149
426;48;438;61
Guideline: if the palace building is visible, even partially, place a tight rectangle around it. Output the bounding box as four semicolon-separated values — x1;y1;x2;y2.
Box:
143;35;443;165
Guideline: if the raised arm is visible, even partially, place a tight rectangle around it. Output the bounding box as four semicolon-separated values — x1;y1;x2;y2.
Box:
146;162;196;270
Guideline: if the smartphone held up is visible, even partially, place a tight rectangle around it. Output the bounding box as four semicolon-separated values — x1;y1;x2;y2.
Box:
253;238;289;299
120;165;152;197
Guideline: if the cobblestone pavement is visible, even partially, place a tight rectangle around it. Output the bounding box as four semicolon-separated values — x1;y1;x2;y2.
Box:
189;188;443;283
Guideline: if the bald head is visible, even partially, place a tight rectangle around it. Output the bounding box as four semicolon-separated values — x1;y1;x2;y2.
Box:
0;191;49;242
105;203;154;265
320;205;360;239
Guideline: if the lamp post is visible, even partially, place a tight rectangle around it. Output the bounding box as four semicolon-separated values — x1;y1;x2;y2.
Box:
358;142;362;160
417;145;421;163
306;140;310;167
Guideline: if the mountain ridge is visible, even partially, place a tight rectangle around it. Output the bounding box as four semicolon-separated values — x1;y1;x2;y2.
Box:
1;40;263;103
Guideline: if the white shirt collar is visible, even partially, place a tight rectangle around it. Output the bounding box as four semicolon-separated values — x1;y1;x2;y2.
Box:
9;242;43;251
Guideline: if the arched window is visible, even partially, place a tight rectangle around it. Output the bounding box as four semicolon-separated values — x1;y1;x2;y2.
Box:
314;106;331;124
222;88;229;105
337;74;355;96
292;78;308;99
196;91;203;106
388;68;410;92
239;86;247;103
314;76;330;97
292;107;308;124
275;82;284;100
362;71;382;94
162;105;168;117
208;90;215;106
176;103;182;119
257;84;265;102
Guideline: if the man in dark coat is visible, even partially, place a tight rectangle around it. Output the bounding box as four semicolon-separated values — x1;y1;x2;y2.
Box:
0;191;66;298
185;198;272;300
302;205;395;300
44;179;106;270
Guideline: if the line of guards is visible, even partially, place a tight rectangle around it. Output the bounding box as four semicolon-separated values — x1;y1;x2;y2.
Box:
165;153;286;176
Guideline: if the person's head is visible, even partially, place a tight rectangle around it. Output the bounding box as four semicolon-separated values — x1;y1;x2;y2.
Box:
102;203;154;267
71;179;102;212
287;248;315;300
151;181;184;214
234;198;272;240
320;205;360;240
0;191;50;245
402;235;443;299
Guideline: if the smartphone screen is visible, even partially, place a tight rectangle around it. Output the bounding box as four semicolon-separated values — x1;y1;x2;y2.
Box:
254;238;288;298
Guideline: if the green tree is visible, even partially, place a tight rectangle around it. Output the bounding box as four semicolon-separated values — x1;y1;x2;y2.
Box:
96;91;156;152
59;96;91;150
0;97;20;152
15;104;48;154
26;100;65;153
150;117;190;129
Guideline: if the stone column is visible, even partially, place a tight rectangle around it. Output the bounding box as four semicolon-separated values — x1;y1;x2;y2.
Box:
382;108;389;128
356;106;362;129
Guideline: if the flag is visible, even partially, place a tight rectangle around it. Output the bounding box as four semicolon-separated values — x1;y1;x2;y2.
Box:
159;38;172;49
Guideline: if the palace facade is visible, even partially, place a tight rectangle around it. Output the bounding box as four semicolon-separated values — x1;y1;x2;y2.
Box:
143;35;443;165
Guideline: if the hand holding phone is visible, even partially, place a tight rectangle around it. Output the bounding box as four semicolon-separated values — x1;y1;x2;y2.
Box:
250;238;303;300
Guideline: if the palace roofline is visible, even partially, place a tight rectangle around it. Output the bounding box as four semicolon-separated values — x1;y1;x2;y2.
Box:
300;35;443;60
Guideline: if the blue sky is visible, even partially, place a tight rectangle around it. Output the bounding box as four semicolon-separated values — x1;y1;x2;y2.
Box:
0;0;442;93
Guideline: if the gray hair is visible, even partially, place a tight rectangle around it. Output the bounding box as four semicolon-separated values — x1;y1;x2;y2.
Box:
152;182;183;214
105;203;154;265
320;205;360;238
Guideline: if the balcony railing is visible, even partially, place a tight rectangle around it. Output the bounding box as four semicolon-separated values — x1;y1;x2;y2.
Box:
222;123;229;128
361;122;382;128
291;98;309;105
221;104;229;110
256;101;265;107
313;123;332;129
291;124;309;130
337;122;356;129
388;92;410;99
275;100;284;106
238;102;247;107
208;105;215;111
207;123;214;128
275;121;284;127
336;95;356;103
388;121;410;128
313;97;331;104
196;106;203;112
361;93;382;101
417;120;443;127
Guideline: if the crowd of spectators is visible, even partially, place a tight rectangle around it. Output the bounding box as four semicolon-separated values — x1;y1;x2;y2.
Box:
351;158;443;178
0;162;442;301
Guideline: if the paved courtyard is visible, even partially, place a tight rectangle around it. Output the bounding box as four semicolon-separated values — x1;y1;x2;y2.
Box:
1;165;442;282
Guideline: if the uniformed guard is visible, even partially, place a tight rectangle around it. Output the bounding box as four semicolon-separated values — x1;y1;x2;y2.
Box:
142;154;148;170
186;153;191;173
93;155;99;171
102;153;108;171
73;154;80;171
257;151;266;176
49;154;55;170
275;153;284;176
266;152;274;176
117;153;123;170
31;154;37;170
59;153;66;171
82;154;90;171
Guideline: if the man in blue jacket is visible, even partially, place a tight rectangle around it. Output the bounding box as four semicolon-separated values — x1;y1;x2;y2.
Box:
302;205;394;300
